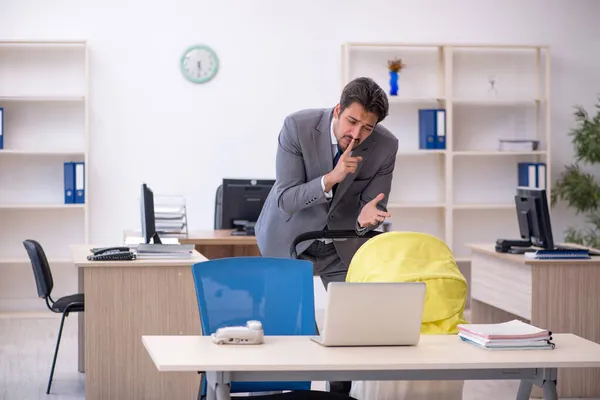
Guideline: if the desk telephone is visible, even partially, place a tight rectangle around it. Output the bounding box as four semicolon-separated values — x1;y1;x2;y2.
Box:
87;246;136;261
211;320;264;345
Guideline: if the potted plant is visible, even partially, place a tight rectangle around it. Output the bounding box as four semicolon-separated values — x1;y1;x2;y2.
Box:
551;96;600;249
387;57;406;96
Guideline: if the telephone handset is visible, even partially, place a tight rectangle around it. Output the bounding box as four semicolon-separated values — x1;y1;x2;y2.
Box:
87;247;136;261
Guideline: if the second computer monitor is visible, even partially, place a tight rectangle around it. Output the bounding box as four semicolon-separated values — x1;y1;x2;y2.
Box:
514;187;554;249
220;178;274;229
141;183;162;244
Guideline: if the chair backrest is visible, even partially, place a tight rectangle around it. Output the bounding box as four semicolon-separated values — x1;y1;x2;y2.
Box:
191;256;316;335
346;231;468;334
22;239;53;299
191;256;316;394
214;184;223;229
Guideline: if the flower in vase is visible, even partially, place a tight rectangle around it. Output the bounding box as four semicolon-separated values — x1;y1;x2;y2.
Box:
388;58;406;73
387;58;405;96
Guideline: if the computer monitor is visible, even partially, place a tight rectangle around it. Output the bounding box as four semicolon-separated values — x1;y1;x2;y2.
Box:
140;183;162;244
220;178;274;234
514;187;554;249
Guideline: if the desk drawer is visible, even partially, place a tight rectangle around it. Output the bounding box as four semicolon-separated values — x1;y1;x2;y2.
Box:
471;252;532;320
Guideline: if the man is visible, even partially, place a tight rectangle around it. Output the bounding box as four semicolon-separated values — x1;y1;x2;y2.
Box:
255;77;397;395
255;76;398;288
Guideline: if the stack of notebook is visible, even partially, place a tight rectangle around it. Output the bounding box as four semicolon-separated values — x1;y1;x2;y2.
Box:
457;320;555;350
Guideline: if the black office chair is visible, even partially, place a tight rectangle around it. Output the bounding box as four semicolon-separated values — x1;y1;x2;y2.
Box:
241;391;357;400
198;385;356;400
290;229;383;259
22;239;85;394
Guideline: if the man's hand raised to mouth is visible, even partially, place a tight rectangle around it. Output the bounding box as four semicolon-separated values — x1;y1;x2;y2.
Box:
323;139;361;192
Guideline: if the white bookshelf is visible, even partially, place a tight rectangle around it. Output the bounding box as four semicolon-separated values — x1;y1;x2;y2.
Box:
0;40;89;313
341;42;551;265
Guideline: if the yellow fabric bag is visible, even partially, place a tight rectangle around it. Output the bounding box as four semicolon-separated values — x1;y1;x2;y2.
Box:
346;231;468;334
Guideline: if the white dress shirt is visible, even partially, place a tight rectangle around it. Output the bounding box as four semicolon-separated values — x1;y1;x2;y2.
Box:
320;117;338;199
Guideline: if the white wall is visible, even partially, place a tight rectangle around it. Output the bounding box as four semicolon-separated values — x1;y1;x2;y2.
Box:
2;0;599;244
1;0;600;310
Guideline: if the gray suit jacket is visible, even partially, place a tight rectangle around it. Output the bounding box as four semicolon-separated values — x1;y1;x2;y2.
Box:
255;107;399;267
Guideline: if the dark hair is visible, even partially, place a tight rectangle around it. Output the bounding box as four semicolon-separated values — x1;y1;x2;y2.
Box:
339;77;389;123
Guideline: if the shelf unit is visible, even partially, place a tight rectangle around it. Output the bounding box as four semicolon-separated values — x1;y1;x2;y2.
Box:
341;42;550;264
0;40;89;313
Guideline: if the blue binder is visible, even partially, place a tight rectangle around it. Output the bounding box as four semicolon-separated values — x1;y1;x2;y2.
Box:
64;162;75;204
518;162;546;189
419;109;446;150
0;107;4;150
74;162;85;204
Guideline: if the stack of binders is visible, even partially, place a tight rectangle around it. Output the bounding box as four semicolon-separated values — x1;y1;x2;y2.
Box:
457;319;555;350
64;162;85;204
418;108;446;150
498;138;539;151
517;162;546;190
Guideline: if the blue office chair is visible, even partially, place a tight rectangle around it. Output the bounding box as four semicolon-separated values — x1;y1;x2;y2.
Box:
191;257;317;398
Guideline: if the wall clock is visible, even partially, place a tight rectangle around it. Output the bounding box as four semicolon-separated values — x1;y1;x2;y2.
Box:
180;44;219;84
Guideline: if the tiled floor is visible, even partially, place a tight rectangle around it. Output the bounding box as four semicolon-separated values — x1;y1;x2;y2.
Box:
0;313;594;399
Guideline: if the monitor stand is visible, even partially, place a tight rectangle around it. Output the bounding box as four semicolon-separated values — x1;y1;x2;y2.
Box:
150;231;162;244
231;220;256;236
495;238;533;254
506;246;536;254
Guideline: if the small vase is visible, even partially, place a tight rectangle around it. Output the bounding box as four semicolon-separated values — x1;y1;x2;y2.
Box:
389;71;399;96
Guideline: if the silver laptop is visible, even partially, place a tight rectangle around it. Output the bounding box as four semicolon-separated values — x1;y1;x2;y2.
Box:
311;282;426;347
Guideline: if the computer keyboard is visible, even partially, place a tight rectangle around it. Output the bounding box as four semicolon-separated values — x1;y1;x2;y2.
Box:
87;249;136;261
90;246;129;253
555;245;600;255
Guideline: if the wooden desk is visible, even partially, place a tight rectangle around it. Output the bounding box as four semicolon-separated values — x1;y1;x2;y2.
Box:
468;244;600;398
180;230;261;259
142;334;600;400
71;245;207;400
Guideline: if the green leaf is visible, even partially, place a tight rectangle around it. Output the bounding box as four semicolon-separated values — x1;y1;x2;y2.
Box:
570;99;600;164
563;210;600;249
552;164;600;213
564;228;586;245
555;95;600;248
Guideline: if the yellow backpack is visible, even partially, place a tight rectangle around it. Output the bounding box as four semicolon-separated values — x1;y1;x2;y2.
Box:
346;231;468;334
